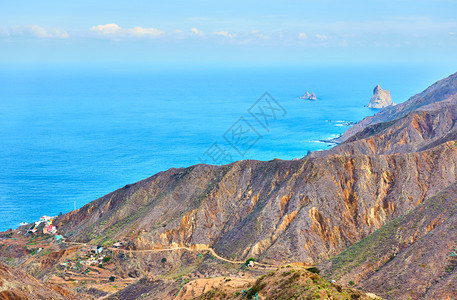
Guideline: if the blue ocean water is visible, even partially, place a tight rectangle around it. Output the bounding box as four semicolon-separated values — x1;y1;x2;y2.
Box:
0;63;454;231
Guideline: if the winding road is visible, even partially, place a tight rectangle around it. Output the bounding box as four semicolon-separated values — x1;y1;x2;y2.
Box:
62;240;273;267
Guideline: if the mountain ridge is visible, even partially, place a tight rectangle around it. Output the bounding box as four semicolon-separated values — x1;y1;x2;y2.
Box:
336;71;457;143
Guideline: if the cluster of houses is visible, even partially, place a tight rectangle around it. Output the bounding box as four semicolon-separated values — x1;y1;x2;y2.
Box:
60;243;123;270
28;215;59;236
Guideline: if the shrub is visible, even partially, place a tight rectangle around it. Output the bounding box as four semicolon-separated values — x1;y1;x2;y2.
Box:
246;285;260;298
109;276;116;282
306;267;320;274
161;257;167;263
102;256;111;263
348;280;355;286
245;258;256;266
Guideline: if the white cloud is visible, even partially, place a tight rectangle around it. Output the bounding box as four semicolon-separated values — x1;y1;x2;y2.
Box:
6;25;69;39
90;23;121;35
130;27;164;37
298;32;307;39
315;34;328;41
90;23;164;38
191;27;204;36
213;31;237;39
450;32;456;36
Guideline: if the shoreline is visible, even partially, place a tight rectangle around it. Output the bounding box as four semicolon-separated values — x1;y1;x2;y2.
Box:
318;136;341;145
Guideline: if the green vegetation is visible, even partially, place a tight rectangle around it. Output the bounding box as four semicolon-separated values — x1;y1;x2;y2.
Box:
109;276;116;282
244;258;256;266
199;267;367;300
2;257;16;267
306;267;321;274
246;285;261;299
37;248;52;258
28;248;39;255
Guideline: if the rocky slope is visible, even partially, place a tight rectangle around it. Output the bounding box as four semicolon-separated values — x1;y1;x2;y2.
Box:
337;71;457;142
320;182;457;299
313;103;457;157
54;140;457;266
0;261;76;299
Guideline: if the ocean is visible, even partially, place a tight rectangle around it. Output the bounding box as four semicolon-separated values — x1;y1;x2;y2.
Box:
0;63;454;231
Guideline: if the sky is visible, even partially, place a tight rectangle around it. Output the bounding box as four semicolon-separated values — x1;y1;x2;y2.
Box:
1;0;457;65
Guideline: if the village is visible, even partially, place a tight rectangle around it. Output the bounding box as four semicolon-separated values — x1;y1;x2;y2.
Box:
1;215;129;293
0;214;269;297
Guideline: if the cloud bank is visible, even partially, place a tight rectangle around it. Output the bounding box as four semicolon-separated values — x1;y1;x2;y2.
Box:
2;25;69;39
90;23;164;39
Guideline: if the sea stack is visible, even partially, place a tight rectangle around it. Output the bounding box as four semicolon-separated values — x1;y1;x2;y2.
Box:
368;85;395;108
299;92;317;100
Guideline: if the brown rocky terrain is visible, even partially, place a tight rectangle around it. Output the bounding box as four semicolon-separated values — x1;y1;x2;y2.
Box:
320;182;457;299
336;71;457;142
0;261;76;299
53;142;457;265
2;71;457;299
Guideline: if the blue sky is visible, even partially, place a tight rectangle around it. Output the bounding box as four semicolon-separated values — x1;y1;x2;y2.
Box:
1;0;457;65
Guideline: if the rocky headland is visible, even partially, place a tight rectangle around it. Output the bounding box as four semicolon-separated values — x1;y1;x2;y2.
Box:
367;85;395;108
